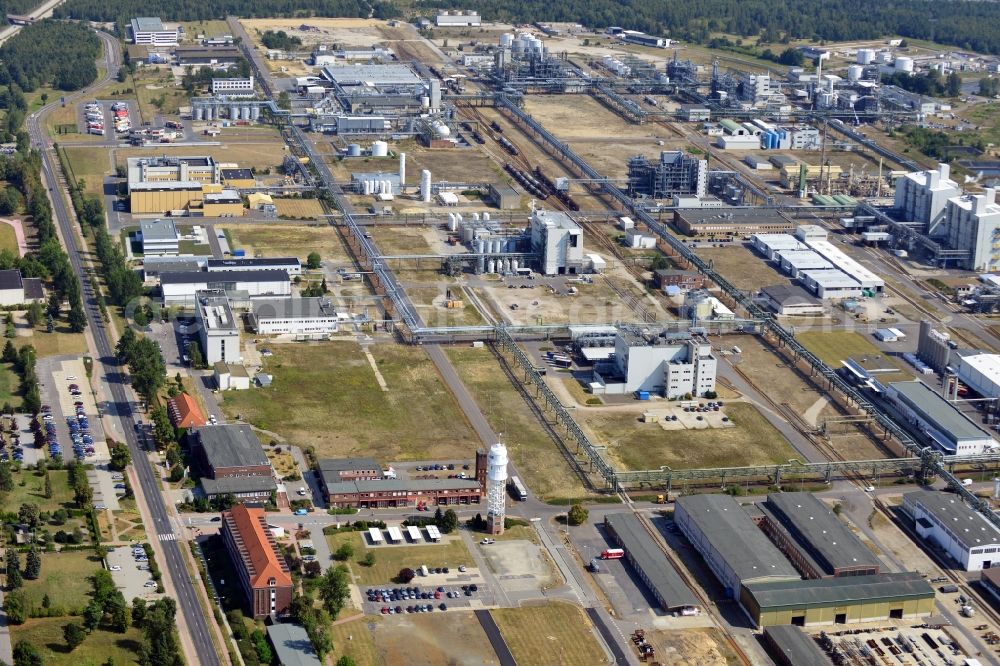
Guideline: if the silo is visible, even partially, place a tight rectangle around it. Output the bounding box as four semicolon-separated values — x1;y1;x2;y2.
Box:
455;213;463;226
398;152;406;185
847;65;864;82
371;141;389;157
502;258;511;273
894;56;914;73
230;105;239;119
383;179;392;195
241;106;251;120
857;48;876;65
462;225;474;243
194;106;204;121
500;33;513;48
482;212;490;222
347;143;362;157
476;239;486;254
420;169;432;202
476;256;485;274
430;80;442;109
491;239;500;254
448;213;457;232
488;259;496;274
251;106;261;121
511;259;519;272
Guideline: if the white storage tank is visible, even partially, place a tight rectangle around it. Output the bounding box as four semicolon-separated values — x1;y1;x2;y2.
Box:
347;143;362;157
462;225;474;243
894;56;914;73
448;213;457;232
488;259;496;274
482;212;490;222
251;106;261;121
433;121;451;138
371;140;389;157
511;259;519;272
847;65;865;82
500;33;513;48
420;169;432;202
877;50;893;64
856;49;876;65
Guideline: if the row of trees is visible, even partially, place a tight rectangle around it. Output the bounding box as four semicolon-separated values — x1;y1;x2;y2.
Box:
115;328;166;405
261;29;302;51
0;20;100;92
57;0;368;23
882;69;962;97
2;342;40;414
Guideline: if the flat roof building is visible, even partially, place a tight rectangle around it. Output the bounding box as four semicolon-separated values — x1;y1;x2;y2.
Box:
776;250;833;278
139;218;179;257
903;491;1000;571
674;494;800;599
593;328;717;398
130;17;178;46
266;624;322;666
603;512;699;612
762;625;833;666
207;257;301;276
211;77;255;98
887;381;995;455
435;11;481;27
741;572;935;628
0;270;43;306
159;269;291;305
955;351;1000;399
803;239;884;292
529;209;584;275
248;297;340;337
175;45;243;66
194;290;240;365
675;209;794;238
128;155;220;190
799;269;863;300
759;284;825;317
221;505;292;618
759;492;882;578
750;233;808;261
323;478;482;508
195;424;271;477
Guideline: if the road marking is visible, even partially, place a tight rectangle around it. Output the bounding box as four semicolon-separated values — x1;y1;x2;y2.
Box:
157;533;176;542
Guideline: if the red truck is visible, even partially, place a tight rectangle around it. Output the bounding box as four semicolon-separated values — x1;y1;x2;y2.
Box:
601;548;625;560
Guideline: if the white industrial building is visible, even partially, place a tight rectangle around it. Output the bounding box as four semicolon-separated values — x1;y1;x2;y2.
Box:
751;234;808;261
194;291;241;365
214;362;251;390
799;269;863;299
894;163;961;234
159;269;291;305
207;258;302;277
211;77;255;97
129;17;178;46
954;351;1000;399
139;218;180;256
903;492;1000;571
759;284;825;316
750;230;884;298
886;381;995;455
529;209;584;275
593;328;717;397
435;11;481;26
777;250;834;278
248;297;341;337
944;188;1000;272
803;237;885;293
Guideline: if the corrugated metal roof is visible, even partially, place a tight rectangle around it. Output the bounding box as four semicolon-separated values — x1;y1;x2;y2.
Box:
267;624;322;666
763;625;833;665
904;490;1000;550
889;381;993;445
745;572;933;610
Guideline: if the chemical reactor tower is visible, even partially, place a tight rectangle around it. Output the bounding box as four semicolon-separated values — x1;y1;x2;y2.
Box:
486;441;509;535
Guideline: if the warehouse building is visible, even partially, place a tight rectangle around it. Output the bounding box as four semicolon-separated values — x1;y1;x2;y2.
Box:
0;270;43;306
762;625;833;666
674;494;800;599
674;209;795;238
129;17;178;46
202;190;245;217
207;258;301;276
955;351;1000;399
159;269;291;305
758;492;882;578
799;269;863;299
902;491;1000;571
175;45;243;67
220;168;255;189
979;567;1000;605
195;424;276;502
194;290;241;364
247;297;341;337
802;235;884;293
129;181;206;214
593;327;717;397
776;250;833;278
435;11;481;27
759;284;825;316
603;512;699;613
139;218;180;256
750;233;808;261
529;209;584;275
886;381;995;455
741;572;935;628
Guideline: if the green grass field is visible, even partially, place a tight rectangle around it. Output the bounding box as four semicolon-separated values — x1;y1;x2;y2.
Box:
327;616;379;666
491;602;605;666
62;147;111;198
5;469;76;511
16;328;88;359
444;347;599;501
11;617;142;665
325;531;472;586
20;550;102;613
0;224;19;255
0;362;20;408
795;330;884;365
584;402;799;471
219;342;477;461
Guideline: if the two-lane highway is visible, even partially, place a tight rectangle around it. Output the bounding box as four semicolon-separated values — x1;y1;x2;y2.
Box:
27;32;222;666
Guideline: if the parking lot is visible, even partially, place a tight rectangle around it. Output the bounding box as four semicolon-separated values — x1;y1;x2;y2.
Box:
105;544;160;601
42;357;108;462
88;466;123;512
362;577;496;616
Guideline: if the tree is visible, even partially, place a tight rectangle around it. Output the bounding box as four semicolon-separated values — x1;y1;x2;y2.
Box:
63;622;87;650
5;590;26;624
318;565;350;619
1;340;15;364
47;292;61;319
396;567;414;584
67;299;87;332
567;503;589;526
83;600;103;631
336;657;357;666
18;502;39;528
303;560;321;577
0;461;13;491
434;507;443;525
947;71;962;97
25;301;42;328
151;407;175;446
74;482;93;508
251;629;272;664
441;509;458;533
52;508;68;525
333;542;354;561
306;252;321;269
133;307;149;328
23;549;40;580
6;548;22;589
361;552;375;567
109;443;131;471
138;598;183;666
186;341;204;369
107;593;131;632
43;473;51;499
12;639;42;666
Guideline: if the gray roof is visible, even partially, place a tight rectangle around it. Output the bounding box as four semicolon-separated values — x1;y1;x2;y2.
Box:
890;381;993;445
904;491;1000;550
143;258;204;275
0;270;21;290
251;297;337;320
763;626;833;666
21;278;43;301
677;208;793;226
745;572;934;610
266;624;322;666
604;512;699;611
762;492;882;575
318;458;381;473
132;17;166;31
208;258;300;270
322;63;422;86
324;478;481;495
200;475;276;497
675;494;800;583
761;284;822;306
160;269;290;284
140;218;178;242
197;424;269;471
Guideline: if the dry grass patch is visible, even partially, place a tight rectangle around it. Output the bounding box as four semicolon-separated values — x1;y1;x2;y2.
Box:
491;601;605;666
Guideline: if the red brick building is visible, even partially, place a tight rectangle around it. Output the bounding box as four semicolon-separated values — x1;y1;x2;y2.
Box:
194;425;276;501
221;505;293;618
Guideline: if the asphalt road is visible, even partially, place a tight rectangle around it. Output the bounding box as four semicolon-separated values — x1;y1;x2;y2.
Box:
27;32;221;666
474;609;517;666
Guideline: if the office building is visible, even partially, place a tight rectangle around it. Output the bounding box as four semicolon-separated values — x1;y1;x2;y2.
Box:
903;491;1000;571
894;163;961;234
322;478;482;508
0;270;43;306
627;151;707;200
886;381;995;455
945;189;1000;272
317;458;383;483
139;218;180;256
758;492;882;578
529;209;584;275
159;269;291;305
593;328;717;397
741;572;935;628
674;494;800;599
674;209;795;238
248;297;340;337
653;269;707;292
128;155;220;188
194;290;240;364
211;77;255;97
167;392;206;428
221;505;292;618
129;17;178;46
207;258;302;277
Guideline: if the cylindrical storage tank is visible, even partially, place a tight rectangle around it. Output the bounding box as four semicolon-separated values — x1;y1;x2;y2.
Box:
230;105;239;119
447;213;456;232
476;256;485;274
347;143;362;157
420;169;432;202
241;106;251;120
502;258;511;273
476;239;486;254
195;106;204;121
251;106;261;121
383;180;392;194
847;65;864;82
371;140;389;157
455;213;463;225
500;33;513;48
488;259;496;274
491;239;501;254
462;225;474;243
511;259;519;272
857;48;876;65
472;212;480;222
894;56;914;72
482;212;490;222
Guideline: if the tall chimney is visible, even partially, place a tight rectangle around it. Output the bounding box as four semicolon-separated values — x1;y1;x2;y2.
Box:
399;152;406;187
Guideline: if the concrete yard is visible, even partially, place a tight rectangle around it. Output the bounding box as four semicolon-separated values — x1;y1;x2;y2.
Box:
478;537;561;592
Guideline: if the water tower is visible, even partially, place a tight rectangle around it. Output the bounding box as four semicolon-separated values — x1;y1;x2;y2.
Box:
486;441;509;535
